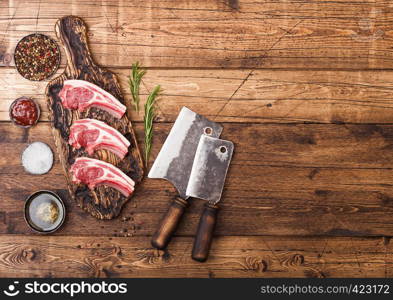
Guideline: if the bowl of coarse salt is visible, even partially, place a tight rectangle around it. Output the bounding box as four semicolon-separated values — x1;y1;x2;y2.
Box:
21;141;53;175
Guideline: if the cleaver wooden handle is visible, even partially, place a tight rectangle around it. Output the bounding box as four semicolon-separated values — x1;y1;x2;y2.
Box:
151;197;188;249
191;202;219;262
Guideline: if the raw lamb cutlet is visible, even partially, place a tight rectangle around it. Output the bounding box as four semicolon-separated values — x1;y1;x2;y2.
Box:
59;80;126;119
69;118;130;159
70;157;135;197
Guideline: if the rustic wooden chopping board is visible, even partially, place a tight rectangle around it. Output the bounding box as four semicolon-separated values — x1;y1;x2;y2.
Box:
45;16;144;220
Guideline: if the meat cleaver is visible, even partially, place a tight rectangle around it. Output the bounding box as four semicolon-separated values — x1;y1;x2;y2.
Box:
148;107;223;249
186;135;234;262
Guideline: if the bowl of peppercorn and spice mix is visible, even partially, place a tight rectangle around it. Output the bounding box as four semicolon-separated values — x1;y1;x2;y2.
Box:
14;33;61;81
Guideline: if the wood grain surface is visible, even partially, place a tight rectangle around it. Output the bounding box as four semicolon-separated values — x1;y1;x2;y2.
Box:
4;68;393;124
0;235;390;278
1;0;393;69
1;0;393;278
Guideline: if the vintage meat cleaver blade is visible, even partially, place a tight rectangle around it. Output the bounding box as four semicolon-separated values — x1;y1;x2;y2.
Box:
186;135;234;262
148;106;223;249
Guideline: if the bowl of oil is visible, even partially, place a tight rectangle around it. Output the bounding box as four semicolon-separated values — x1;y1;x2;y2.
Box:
24;190;65;233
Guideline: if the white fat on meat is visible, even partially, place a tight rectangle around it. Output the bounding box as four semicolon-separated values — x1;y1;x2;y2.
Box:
59;80;126;119
70;157;135;197
69;118;130;159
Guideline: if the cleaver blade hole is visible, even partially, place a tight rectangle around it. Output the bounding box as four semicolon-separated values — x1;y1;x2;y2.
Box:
204;127;213;135
220;146;227;153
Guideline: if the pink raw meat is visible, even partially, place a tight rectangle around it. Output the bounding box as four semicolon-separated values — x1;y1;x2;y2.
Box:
59;80;126;119
69;118;130;159
71;157;135;197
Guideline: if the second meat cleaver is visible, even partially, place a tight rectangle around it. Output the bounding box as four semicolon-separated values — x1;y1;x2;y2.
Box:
187;135;234;262
148;106;223;249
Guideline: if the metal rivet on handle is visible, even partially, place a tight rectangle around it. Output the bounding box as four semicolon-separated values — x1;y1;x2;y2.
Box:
204;127;212;135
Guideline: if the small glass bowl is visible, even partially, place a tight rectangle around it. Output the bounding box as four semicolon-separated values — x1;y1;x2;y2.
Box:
9;97;40;128
24;190;66;234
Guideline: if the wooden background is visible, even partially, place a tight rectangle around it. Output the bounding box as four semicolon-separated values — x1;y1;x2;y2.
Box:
1;0;393;278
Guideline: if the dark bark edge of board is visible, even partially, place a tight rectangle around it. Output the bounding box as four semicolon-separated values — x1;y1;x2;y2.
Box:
45;16;144;220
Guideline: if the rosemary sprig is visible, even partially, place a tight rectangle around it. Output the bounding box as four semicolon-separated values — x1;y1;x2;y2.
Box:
144;85;161;167
128;62;146;113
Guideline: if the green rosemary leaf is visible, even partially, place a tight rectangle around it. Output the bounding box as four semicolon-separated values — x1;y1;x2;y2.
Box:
128;62;146;113
144;85;161;167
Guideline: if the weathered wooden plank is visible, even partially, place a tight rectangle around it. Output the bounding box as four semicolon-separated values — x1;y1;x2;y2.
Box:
0;235;388;278
3;122;393;236
1;0;393;69
3;68;393;124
